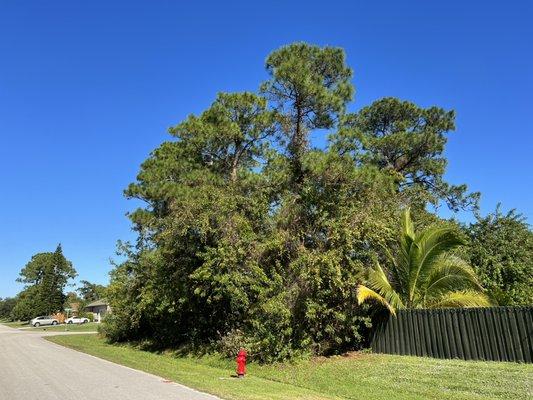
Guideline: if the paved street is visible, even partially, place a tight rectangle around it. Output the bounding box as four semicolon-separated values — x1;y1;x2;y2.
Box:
0;324;219;400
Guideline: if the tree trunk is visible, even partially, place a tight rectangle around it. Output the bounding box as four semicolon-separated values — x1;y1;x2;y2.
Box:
290;102;305;185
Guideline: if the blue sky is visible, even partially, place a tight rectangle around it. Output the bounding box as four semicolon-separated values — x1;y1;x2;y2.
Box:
1;1;532;297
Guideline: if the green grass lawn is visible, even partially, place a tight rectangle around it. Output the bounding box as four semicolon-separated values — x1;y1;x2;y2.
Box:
1;320;98;332
47;334;532;400
0;320;29;328
30;322;99;332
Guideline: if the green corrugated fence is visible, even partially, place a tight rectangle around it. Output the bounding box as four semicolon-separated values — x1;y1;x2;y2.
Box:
371;307;533;363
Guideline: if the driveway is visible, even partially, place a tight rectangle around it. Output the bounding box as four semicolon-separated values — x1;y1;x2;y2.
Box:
0;324;220;400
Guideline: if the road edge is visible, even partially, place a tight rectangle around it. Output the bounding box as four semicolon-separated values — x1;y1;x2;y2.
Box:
45;335;223;400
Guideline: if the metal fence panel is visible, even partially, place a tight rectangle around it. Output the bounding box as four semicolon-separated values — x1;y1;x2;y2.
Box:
371;307;533;363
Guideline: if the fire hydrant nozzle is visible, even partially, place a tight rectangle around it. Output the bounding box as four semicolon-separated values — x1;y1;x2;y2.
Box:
236;349;247;378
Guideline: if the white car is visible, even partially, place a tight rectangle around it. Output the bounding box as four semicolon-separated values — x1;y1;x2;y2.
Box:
66;317;89;324
30;316;59;327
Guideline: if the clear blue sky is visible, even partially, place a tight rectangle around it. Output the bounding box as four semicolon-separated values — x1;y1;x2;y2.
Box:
1;1;532;298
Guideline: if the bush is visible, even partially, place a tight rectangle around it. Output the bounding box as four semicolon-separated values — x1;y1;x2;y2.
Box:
99;312;135;342
466;207;533;305
0;297;16;320
217;329;253;359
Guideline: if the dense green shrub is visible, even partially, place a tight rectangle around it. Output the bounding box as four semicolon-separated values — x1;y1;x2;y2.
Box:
466;207;533;305
0;297;16;320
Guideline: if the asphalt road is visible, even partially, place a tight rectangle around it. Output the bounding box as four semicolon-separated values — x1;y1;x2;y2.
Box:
0;324;220;400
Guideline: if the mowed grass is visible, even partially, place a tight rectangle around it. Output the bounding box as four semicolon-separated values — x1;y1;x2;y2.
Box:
0;321;98;332
29;322;99;332
47;334;532;400
0;320;28;328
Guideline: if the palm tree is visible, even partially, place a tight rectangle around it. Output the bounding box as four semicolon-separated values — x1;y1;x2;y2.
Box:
357;209;489;314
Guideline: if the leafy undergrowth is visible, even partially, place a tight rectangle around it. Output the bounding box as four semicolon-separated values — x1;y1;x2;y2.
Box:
47;334;533;400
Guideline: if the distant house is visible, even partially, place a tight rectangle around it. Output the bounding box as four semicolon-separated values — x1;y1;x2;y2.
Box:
84;299;110;322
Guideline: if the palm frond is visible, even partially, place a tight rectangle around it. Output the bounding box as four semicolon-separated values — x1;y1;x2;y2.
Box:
424;255;482;298
429;290;491;308
367;263;405;311
408;227;465;301
401;208;415;240
377;241;403;284
398;208;415;297
357;284;396;315
360;209;487;313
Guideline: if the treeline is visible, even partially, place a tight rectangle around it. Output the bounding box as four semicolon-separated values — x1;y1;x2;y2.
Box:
92;43;532;361
2;245;107;321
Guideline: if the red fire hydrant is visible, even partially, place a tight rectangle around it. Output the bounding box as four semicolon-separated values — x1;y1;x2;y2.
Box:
236;349;247;378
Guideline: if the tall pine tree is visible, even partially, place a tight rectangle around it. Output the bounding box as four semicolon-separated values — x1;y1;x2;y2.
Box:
15;244;77;316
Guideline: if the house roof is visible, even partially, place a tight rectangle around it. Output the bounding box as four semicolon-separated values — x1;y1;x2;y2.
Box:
84;298;108;308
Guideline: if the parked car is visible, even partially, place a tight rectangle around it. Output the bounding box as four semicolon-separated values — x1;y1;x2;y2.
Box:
30;316;59;327
65;316;89;324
